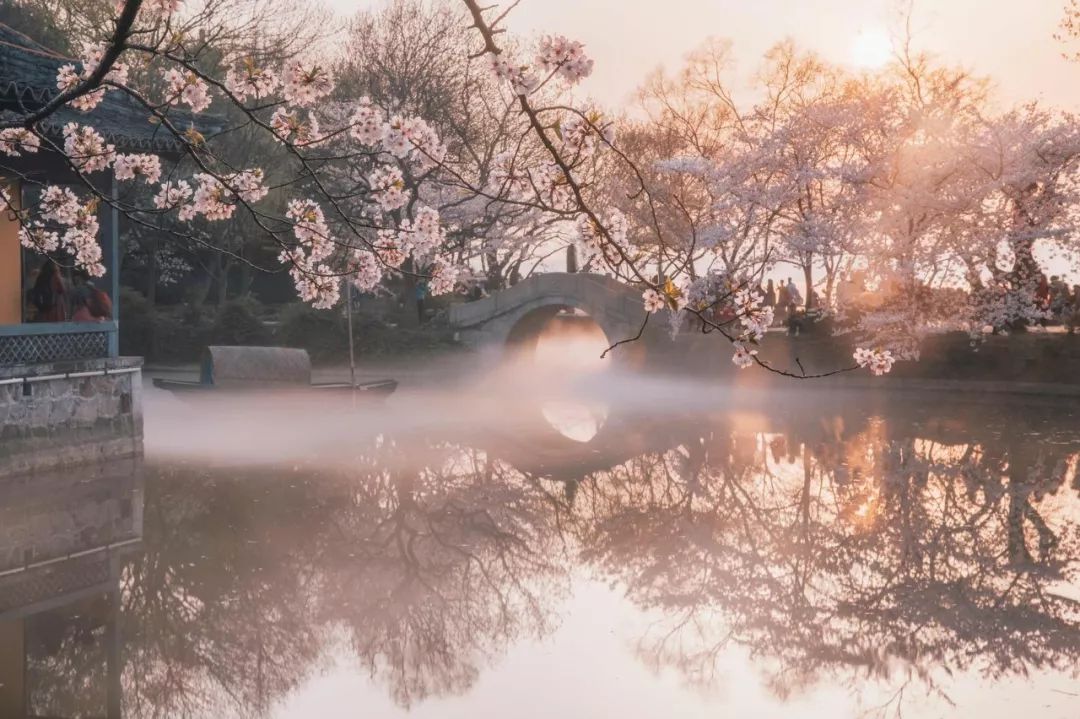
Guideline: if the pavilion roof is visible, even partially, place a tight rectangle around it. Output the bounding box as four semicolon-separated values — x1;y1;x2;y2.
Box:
0;23;221;154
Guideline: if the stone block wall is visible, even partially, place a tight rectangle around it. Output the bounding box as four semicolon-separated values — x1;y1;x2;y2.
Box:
0;357;143;477
0;458;142;575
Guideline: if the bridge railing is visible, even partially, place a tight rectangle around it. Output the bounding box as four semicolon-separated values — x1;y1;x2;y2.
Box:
449;273;644;329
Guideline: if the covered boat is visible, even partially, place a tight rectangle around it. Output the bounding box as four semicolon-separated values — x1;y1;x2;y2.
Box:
151;346;397;399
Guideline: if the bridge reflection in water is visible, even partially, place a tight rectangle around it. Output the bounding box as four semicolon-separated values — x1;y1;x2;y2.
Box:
533;309;611;442
3;391;1080;717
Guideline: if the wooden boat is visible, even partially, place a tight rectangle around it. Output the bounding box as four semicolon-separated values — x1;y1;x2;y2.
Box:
150;346;397;401
152;376;398;398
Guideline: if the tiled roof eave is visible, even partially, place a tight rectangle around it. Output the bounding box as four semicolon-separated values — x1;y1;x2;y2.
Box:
0;79;54;105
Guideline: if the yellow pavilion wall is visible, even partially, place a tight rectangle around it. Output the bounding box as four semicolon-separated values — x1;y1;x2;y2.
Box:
0;181;21;324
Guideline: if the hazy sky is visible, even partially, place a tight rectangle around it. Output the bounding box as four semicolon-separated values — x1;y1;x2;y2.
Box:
330;0;1080;111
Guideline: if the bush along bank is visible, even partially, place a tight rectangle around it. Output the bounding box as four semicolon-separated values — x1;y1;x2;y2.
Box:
119;290;462;364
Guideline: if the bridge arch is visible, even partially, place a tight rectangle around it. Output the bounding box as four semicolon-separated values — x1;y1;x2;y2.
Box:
449;273;655;364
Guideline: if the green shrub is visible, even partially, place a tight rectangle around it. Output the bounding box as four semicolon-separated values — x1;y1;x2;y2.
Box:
153;312;211;362
277;303;346;360
210;296;271;346
117;287;154;358
275;302;460;362
117;288;212;362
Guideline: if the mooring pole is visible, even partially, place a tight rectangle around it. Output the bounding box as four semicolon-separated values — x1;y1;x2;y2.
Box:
346;278;356;389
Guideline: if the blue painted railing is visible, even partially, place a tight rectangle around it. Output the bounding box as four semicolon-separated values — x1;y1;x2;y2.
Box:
0;321;118;365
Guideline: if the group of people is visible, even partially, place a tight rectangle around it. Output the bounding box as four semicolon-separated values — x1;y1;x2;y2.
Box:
761;277;809;335
761;278;803;314
1035;273;1080;330
25;261;112;324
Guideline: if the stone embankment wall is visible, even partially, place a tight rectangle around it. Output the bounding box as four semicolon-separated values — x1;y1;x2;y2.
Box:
0;457;142;618
0;357;143;477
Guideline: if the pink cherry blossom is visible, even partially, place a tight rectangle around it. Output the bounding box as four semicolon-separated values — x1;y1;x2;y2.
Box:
643;288;666;313
282;61;334;107
162;68;212;113
62;123;115;173
0;128;40;156
153;180;193;211
18;224;60;253
143;0;183;18
398;205;444;257
226;169;268;203
373;230;406;267
486;53;539;96
191;173;234;220
348;98;384;145
113;153;162;184
732;342;758;368
55;43;129;112
270;107;321;145
381;115;413;157
853;347;896;376
368;165;407;211
428;257;458;295
351;250;382;291
536;35;593;83
225;60;279;101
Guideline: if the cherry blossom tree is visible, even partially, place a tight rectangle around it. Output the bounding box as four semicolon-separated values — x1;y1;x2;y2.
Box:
18;0;1077;378
1;0;468;315
459;2;895;376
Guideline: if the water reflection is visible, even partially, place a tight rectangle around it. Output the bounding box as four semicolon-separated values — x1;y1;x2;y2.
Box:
533;311;611;442
540;400;609;442
0;459;141;718
572;403;1080;704
4;392;1080;717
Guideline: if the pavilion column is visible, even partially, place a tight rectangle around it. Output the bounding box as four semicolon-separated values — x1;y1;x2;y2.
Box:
101;174;121;357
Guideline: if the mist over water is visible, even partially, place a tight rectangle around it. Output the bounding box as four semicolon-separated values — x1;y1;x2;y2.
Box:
143;313;720;464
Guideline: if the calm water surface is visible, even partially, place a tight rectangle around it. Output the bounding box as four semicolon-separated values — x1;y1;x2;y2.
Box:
4;374;1080;718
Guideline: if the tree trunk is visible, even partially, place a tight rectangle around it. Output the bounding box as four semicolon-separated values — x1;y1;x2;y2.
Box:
215;257;231;306
145;237;158;308
803;264;814;309
400;259;419;327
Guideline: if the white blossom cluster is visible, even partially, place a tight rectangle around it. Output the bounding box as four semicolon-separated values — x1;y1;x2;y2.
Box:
853;348;896;376
18;186;104;275
0;128;40;156
486;33;594;97
56;42;129;113
161;68;212;114
270;108;321;146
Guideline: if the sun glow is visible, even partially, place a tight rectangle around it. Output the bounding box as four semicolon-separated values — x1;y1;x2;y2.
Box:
850;27;892;70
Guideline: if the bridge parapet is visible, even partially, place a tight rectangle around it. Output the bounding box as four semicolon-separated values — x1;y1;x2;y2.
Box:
449;273;652;358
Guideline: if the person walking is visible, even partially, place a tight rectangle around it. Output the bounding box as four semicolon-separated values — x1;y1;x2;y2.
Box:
764;279;776;309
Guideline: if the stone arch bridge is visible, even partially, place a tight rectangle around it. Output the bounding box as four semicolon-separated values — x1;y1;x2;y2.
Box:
449;273;662;362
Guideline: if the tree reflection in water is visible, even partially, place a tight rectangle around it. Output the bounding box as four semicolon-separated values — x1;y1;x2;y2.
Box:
18;395;1080;717
570;398;1080;709
118;437;567;717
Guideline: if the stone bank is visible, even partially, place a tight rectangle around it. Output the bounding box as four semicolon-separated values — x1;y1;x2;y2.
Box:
0;357;143;477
